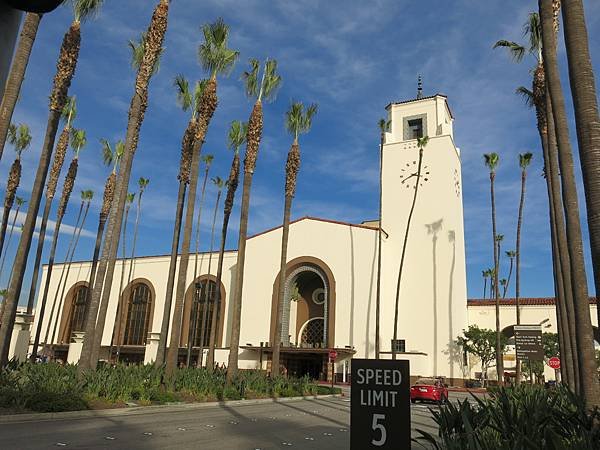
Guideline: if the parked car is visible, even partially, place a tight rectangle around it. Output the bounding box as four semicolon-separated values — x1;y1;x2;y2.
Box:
410;377;448;404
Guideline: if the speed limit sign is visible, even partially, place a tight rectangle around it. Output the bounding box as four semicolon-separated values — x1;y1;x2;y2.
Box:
351;359;410;449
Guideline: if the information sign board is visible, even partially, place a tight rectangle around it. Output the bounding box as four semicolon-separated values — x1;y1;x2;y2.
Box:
514;324;543;361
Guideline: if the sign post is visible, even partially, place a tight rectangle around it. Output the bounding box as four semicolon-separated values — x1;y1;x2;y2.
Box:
514;325;543;361
351;359;410;449
329;350;337;389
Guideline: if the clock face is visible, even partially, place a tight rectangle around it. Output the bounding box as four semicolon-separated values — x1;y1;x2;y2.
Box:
454;169;461;197
399;160;430;189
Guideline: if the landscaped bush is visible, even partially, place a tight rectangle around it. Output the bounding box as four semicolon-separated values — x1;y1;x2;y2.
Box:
0;362;326;413
415;385;600;449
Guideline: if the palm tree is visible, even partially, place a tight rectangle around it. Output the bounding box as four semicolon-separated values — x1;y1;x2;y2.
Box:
488;268;496;298
272;101;317;376
515;152;533;314
78;138;123;361
79;0;170;372
376;118;389;359
484;152;503;383
539;0;600;406
185;154;213;366
196;176;224;368
504;250;517;298
0;0;103;366
165;18;238;374
0;289;7;329
0;12;42;161
155;76;204;366
0;196;25;279
392;136;429;360
560;0;600;330
114;192;135;362
482;270;488;298
206;120;246;370
26;96;77;314
227;59;281;381
30;127;86;360
126;178;149;288
0;124;31;261
45;190;93;352
497;10;577;389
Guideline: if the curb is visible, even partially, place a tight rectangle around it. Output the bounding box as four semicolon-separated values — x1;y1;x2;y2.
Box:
0;394;341;424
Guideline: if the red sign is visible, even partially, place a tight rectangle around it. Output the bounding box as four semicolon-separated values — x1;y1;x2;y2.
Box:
329;350;338;361
548;357;561;370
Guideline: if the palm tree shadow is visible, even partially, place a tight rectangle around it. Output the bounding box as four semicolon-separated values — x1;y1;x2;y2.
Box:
425;219;443;376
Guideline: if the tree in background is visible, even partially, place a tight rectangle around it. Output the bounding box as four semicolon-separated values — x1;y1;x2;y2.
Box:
272;101;318;376
457;325;507;386
227;59;281;380
504;250;517;298
0;196;25;279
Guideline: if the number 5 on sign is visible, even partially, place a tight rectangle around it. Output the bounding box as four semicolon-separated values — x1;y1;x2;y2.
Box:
371;414;386;446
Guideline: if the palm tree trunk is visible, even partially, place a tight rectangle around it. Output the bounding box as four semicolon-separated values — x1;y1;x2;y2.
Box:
197;189;221;367
0;13;41;161
187;167;210;366
0;158;21;261
561;0;600;330
49;200;90;347
44;201;85;347
504;259;513;299
513;171;526;382
127;192;144;288
375;134;383;359
483;278;487;299
0;207;11;262
546;90;579;390
272;195;292;376
490;172;503;383
166;78;218;374
78;0;170;372
393;147;424;360
207;153;239;370
540;0;600;406
0;202;21;278
0;21;80;365
25;199;52;313
227;101;263;381
114;205;131;362
156;180;186;366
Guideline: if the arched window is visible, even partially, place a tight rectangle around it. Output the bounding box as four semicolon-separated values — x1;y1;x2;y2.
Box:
188;279;217;347
62;285;88;343
123;283;152;346
299;318;325;347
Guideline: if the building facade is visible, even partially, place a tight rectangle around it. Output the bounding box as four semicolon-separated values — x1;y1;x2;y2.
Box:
23;94;470;383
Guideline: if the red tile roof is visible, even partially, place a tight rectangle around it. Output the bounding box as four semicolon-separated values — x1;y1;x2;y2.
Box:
468;297;598;306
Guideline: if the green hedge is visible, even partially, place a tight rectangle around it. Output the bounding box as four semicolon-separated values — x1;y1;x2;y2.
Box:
0;362;326;413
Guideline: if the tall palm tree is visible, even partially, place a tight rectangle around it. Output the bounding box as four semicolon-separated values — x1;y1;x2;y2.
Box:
515;152;533;319
114;192;135;362
504;250;517;298
484;152;503;383
392;136;429;360
0;124;31;261
196;176;224;368
78;138;123;359
272;101;317;376
497;10;577;389
206;120;246;370
155;76;205;366
482;270;488;298
376;118;389;359
30;128;86;360
560;0;600;330
0;196;25;279
227;59;281;381
0;12;42;161
79;0;170;372
126;178;149;288
539;0;600;406
0;289;6;329
45;190;93;351
0;0;103;366
185;154;213;366
165;18;238;374
26;96;77;314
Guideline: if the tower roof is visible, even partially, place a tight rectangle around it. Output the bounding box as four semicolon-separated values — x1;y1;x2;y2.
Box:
385;93;453;119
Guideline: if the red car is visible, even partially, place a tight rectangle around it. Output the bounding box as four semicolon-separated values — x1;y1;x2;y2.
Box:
410;378;448;404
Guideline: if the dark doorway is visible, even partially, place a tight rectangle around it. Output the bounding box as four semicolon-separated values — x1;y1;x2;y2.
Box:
284;353;326;380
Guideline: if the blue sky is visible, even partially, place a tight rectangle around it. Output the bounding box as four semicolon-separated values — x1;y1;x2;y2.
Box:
2;0;600;304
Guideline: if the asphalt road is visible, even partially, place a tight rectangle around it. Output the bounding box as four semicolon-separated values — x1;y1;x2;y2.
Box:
0;391;478;449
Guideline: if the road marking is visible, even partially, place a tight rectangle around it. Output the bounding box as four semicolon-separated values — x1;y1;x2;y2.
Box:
143;432;153;436
205;425;215;428
105;436;116;440
339;428;348;432
304;437;315;441
282;442;293;446
177;427;187;431
323;433;333;436
229;421;238;425
56;443;67;447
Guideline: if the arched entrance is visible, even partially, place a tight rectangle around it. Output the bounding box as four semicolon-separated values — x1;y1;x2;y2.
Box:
269;256;337;380
58;281;89;344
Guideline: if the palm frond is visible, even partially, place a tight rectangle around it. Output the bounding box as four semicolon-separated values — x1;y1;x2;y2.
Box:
483;152;500;171
7;123;17;147
198;18;239;78
173;74;192;112
259;59;282;103
10;124;32;155
71;0;104;23
524;12;542;57
100;138;113;166
515;86;535;108
15;197;26;207
70;128;87;155
241;58;260;99
519;152;534;169
227;120;247;151
285;101;318;140
211;176;225;189
129;32;162;75
193;79;208;112
417;136;429;149
138;177;150;191
61;95;77;124
126;192;136;204
493;40;526;62
202;154;214;166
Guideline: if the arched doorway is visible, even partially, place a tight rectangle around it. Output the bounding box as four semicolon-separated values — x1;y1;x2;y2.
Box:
58;282;89;344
